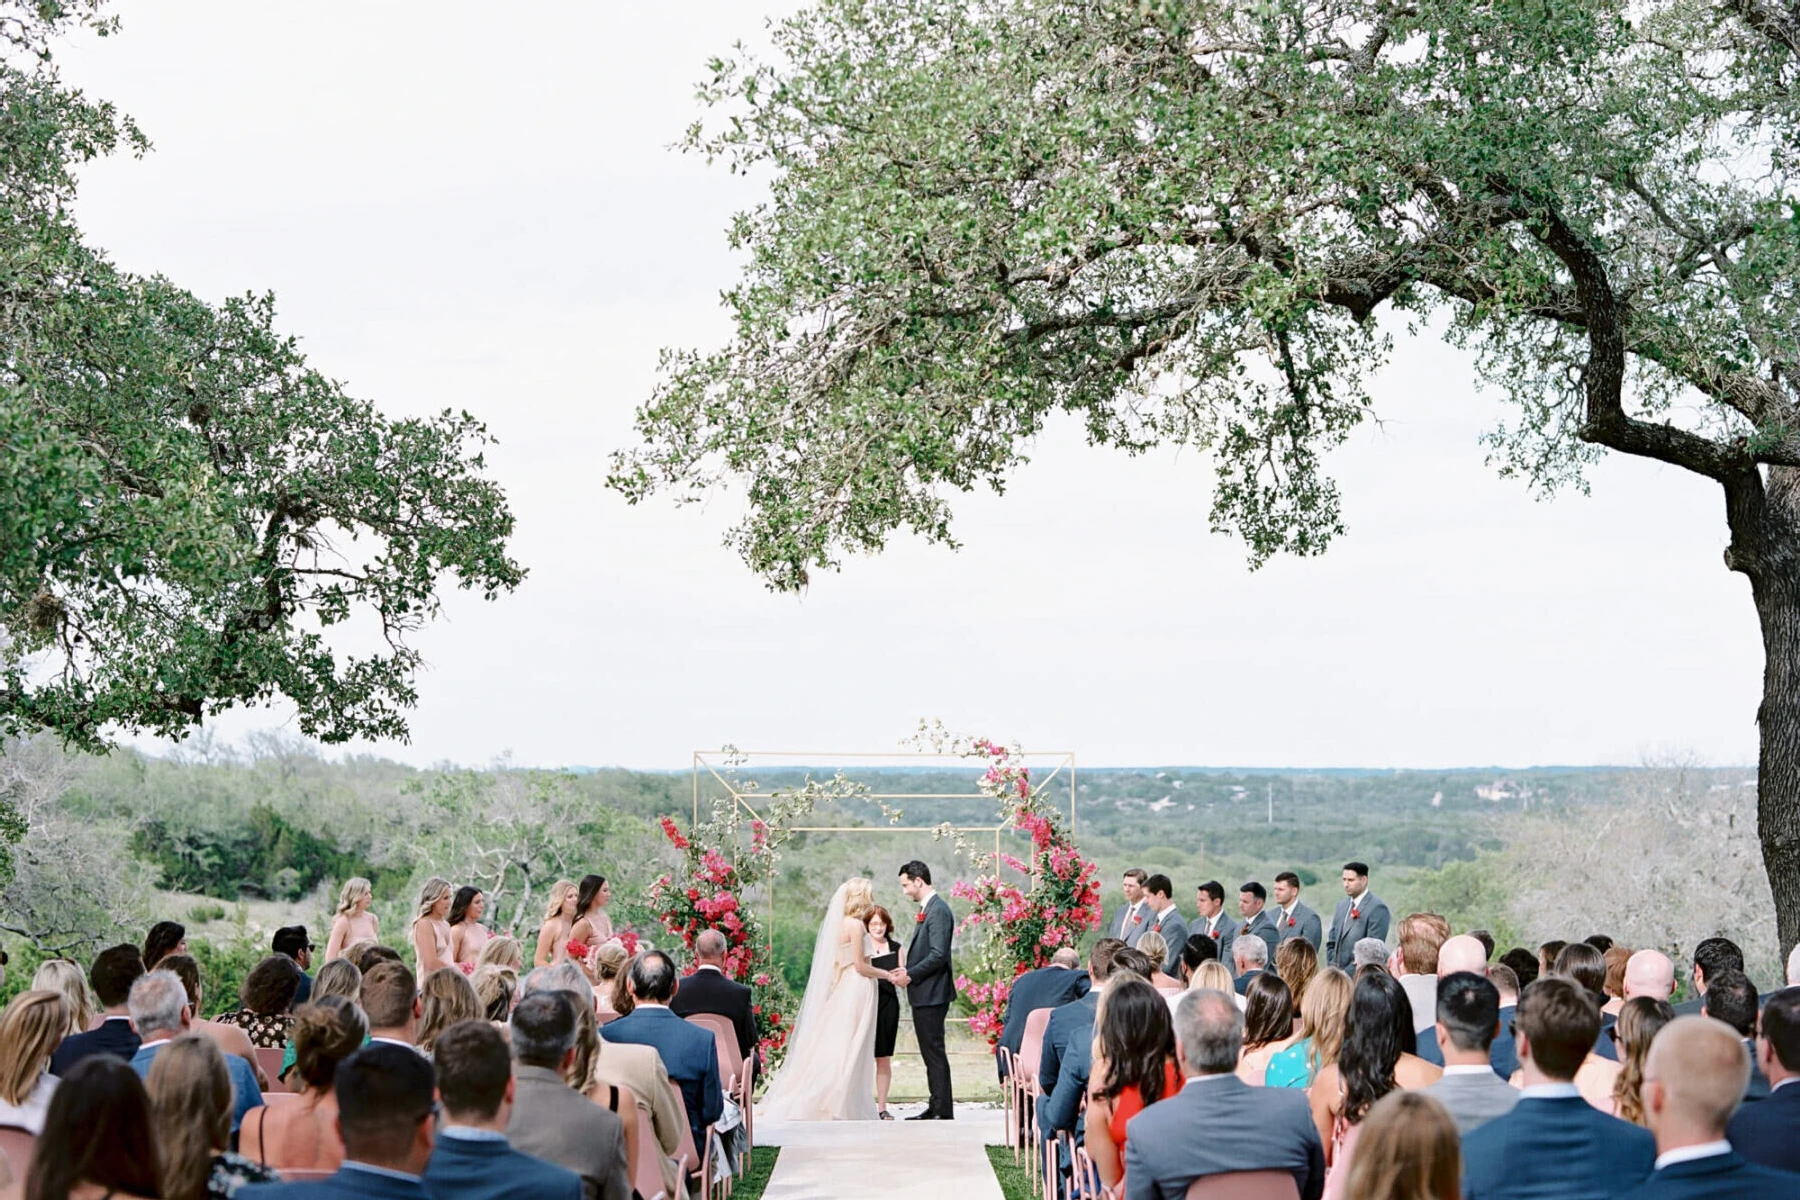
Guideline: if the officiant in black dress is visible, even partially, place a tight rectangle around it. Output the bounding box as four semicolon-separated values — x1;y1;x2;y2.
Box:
865;906;905;1119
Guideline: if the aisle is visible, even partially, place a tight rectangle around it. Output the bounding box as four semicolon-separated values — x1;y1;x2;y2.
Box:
754;1104;1005;1199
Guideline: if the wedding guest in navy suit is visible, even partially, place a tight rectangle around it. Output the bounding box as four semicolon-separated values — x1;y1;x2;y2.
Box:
1727;987;1800;1172
239;1043;438;1200
49;944;144;1075
995;946;1089;1080
600;950;722;1151
1037;941;1125;1146
422;1020;582;1200
1619;1016;1795;1199
1700;970;1771;1102
1461;977;1655;1200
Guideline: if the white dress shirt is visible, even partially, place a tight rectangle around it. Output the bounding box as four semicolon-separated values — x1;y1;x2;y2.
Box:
1654;1141;1731;1170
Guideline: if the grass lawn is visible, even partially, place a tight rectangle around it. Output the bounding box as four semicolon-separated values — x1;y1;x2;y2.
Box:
728;1147;781;1200
986;1144;1033;1200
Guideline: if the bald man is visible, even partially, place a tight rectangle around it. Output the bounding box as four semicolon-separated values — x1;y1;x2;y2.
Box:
1416;935;1516;1076
1625;950;1679;1002
1620;1017;1793;1198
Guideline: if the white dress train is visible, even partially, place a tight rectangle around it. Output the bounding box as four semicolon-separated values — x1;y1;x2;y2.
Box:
758;896;879;1121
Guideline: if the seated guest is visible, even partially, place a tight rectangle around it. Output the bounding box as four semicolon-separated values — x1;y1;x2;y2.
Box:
31;960;95;1037
600;951;722;1155
478;937;524;975
1231;935;1270;994
160;955;266;1086
1620;1016;1793;1198
145;1035;279;1199
1461;977;1654;1200
1586;935;1616;954
1486;965;1522;1079
993;945;1088;1080
1042;947;1152;1150
1122;989;1325;1200
1236;973;1300;1084
272;927;314;1006
1267;967;1353;1089
1498;948;1539;991
668;929;759;1067
277;957;362;1085
1189;960;1240;1009
1037;939;1119;1131
1699;969;1769;1102
1084;976;1181;1195
590;944;628;1014
219;955;303;1049
1276;937;1319;1019
1415;934;1491;1067
504;991;631;1200
423;1020;583;1200
1353;938;1389;972
347;943;403;975
1556;942;1620;1062
1136;933;1184;994
143;921;188;973
25;1056;160;1200
1423;974;1518;1134
49;944;143;1074
1310;970;1442;1191
473;965;518;1023
1539;941;1568;979
1344;1091;1461;1200
1176;932;1218;990
417;967;483;1056
1468;930;1496;961
1677;938;1744;1016
0;990;66;1132
1603;947;1631;1017
241;995;367;1172
127;970;262;1131
1728;987;1800;1171
239;1044;439;1200
1624;950;1679;1003
1612;997;1676;1126
362;961;422;1048
1390;913;1450;1037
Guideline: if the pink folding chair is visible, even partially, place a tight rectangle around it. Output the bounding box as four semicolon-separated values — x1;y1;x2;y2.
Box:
669;1086;718;1200
1015;1008;1054;1188
633;1105;668;1200
0;1125;35;1182
253;1046;288;1092
688;1013;752;1168
1184;1172;1301;1200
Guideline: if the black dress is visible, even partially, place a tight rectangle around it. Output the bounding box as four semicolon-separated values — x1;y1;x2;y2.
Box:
870;935;901;1058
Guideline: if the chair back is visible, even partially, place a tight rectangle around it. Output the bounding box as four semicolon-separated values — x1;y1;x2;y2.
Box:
1184;1171;1302;1200
0;1125;35;1181
1016;1007;1054;1088
668;1087;700;1177
693;1018;745;1093
595;1009;621;1027
253;1046;287;1089
634;1105;667;1200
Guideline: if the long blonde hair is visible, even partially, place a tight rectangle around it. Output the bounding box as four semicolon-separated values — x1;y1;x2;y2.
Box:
1612;996;1675;1126
1302;967;1355;1080
336;876;373;918
0;991;65;1106
843;878;875;920
544;880;577;923
1193;961;1236;993
412;877;452;928
29;961;93;1037
146;1035;231;1200
417;966;482;1054
1343;1091;1462;1200
478;936;523;972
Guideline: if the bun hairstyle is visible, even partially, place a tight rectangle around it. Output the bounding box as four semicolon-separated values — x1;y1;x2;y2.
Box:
593;941;629;983
843;878;875;920
291;995;369;1092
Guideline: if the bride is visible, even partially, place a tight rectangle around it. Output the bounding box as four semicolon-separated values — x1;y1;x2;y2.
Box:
758;877;888;1121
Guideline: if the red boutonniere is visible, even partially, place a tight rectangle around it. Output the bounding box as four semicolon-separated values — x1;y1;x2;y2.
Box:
915;911;926;924
1132;914;1144;924
1209;928;1221;939
1287;917;1296;928
1351;908;1362;920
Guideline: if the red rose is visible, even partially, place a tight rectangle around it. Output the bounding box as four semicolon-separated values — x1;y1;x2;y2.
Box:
1132;914;1143;924
1287;917;1296;928
1351;908;1361;920
915;911;926;924
1210;929;1220;939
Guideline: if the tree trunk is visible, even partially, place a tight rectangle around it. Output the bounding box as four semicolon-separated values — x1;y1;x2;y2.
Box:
1732;466;1800;961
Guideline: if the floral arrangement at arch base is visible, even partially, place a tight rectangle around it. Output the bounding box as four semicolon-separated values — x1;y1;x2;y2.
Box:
935;733;1103;1049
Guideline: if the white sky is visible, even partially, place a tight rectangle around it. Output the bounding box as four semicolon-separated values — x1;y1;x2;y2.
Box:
58;2;1763;771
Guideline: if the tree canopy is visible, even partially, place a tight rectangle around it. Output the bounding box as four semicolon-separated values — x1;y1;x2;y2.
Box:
1;2;523;752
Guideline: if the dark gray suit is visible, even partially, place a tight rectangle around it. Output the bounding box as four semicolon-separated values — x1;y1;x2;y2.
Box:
1424;1067;1522;1134
1145;907;1188;975
1194;910;1241;969
1238;909;1280;966
1123;1074;1324;1200
1324;891;1391;971
505;1064;630;1200
1109;900;1151;946
906;891;956;1117
1274;900;1324;951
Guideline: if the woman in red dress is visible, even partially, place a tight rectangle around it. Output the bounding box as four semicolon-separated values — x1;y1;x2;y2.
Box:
1085;974;1182;1195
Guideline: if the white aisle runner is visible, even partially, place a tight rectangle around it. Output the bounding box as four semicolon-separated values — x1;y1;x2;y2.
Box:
754;1105;1006;1200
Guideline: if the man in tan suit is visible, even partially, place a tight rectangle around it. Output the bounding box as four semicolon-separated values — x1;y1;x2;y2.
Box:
504;991;630;1200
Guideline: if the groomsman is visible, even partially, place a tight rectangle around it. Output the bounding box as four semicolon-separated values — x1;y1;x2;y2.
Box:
1109;868;1152;946
1193;881;1240;967
1237;883;1280;966
1324;861;1391;972
1272;871;1323;951
1142;875;1188;976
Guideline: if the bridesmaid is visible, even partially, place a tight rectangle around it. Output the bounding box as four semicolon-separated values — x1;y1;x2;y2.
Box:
323;879;379;963
410;878;454;975
559;875;613;971
448;887;492;970
864;905;904;1119
534;880;577;968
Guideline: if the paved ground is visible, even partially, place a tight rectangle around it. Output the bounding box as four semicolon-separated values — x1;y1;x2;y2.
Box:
754;1102;1006;1199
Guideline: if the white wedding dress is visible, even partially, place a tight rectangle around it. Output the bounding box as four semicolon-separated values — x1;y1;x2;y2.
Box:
757;882;879;1121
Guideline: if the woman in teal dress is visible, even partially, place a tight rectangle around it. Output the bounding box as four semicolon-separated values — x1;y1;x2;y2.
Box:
1265;967;1352;1088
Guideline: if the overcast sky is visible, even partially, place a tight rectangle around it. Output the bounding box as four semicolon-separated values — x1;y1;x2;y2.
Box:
56;2;1763;771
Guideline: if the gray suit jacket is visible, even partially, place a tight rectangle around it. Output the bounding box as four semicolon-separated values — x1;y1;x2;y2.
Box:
1276;901;1324;951
1424;1068;1522;1135
505;1064;631;1200
1324;892;1391;971
1146;907;1188;975
1239;910;1280;966
1123;1075;1324;1200
1110;900;1151;946
1194;911;1242;968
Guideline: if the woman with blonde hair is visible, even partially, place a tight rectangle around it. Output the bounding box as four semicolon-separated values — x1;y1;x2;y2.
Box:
30;960;93;1038
323;877;378;963
277;959;361;1084
1276;937;1319;1022
145;1036;277;1200
409;877;454;975
1134;932;1184;995
1344;1091;1461;1200
1610;995;1675;1124
472;966;517;1022
477;935;523;973
0;991;66;1132
534;879;578;968
416;966;482;1055
592;942;629;1014
1266;966;1353;1088
239;996;366;1172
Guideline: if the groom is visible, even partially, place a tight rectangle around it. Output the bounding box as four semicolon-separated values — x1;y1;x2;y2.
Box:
894;859;955;1120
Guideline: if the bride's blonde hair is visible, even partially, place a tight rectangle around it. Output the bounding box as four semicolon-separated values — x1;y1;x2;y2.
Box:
843;878;875;919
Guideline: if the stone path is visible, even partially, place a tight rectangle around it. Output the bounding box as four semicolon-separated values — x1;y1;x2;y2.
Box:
754;1103;1006;1199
